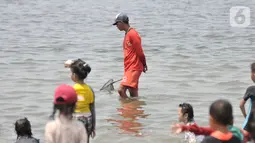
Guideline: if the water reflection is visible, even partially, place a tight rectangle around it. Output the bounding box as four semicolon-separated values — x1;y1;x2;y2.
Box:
106;98;150;137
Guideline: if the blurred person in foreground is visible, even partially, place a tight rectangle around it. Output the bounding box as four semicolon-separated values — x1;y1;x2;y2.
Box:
14;117;39;143
201;99;240;143
45;84;87;143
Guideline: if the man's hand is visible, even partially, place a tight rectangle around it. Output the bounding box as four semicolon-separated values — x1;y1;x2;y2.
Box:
143;65;148;73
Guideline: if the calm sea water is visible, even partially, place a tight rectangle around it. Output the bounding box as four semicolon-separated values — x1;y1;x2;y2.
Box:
0;0;255;142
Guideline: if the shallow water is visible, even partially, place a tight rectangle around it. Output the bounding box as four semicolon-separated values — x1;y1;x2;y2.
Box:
0;0;255;142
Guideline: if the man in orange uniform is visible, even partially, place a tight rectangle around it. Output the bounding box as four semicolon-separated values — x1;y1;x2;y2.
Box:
113;13;147;98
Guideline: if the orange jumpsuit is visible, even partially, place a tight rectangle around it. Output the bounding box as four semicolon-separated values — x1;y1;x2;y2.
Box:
120;28;146;89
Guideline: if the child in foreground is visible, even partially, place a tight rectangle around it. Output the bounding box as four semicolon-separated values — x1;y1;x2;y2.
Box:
45;84;87;143
14;117;39;143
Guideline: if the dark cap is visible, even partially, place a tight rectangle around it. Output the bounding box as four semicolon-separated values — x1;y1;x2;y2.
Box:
112;13;129;25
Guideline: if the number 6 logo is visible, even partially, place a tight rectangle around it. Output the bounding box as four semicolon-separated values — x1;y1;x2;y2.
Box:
230;6;250;28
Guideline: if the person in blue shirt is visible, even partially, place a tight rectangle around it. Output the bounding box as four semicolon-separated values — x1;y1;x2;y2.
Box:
240;62;255;136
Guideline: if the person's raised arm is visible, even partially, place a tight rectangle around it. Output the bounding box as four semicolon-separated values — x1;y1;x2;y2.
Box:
172;123;213;136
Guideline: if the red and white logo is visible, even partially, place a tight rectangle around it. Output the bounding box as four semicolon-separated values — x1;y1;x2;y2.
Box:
127;41;132;46
122;76;127;82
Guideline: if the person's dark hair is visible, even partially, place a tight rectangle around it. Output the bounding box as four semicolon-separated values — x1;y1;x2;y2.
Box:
70;59;91;80
15;118;33;138
49;97;76;119
209;99;233;126
179;103;194;122
49;104;57;119
251;62;255;73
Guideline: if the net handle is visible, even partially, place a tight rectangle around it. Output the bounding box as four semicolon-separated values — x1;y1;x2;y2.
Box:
112;78;122;84
99;78;122;91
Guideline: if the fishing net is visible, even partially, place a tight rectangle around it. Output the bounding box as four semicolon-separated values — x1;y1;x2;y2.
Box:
100;79;115;92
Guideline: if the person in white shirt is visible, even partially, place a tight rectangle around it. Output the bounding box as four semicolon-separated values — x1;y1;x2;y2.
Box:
44;84;88;143
178;103;204;143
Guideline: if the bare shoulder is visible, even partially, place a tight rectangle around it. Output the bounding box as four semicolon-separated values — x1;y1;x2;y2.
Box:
45;120;56;131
